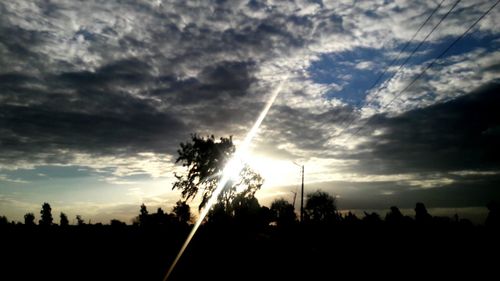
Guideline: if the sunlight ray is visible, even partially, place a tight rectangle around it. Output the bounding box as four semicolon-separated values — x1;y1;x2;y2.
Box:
163;77;288;281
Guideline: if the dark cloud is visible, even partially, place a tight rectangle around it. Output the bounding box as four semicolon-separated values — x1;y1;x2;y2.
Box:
162;60;258;106
0;58;191;165
0;0;498;178
261;104;355;154
291;172;500;210
0;102;186;158
57;59;153;87
0;0;331;167
348;81;500;174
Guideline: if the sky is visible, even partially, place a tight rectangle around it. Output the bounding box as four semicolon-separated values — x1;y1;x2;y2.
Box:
1;0;499;224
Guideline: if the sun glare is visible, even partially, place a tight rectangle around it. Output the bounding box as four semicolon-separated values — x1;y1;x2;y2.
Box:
224;157;245;182
244;154;299;187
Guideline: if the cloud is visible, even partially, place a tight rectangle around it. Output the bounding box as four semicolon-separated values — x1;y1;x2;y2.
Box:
266;170;500;210
348;82;500;174
0;0;330;171
355;61;375;70
0;0;499;220
0;174;29;184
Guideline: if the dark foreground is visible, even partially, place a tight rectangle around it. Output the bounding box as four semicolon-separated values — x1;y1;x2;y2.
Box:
2;223;499;281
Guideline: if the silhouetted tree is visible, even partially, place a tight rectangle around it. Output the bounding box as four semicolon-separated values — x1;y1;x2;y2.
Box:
207;202;232;225
0;215;8;226
304;190;339;224
110;219;126;227
172;134;263;211
76;215;85;226
231;194;263;228
415;202;432;224
139;203;149;226
343;211;360;225
270;198;297;227
363;212;382;225
385;206;412;226
173;200;192;224
39;202;53;226
485;200;500;228
24;213;35;226
60;212;69;227
150;207;175;226
257;206;272;228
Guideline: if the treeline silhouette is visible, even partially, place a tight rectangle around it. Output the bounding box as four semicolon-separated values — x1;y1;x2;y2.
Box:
1;192;499;281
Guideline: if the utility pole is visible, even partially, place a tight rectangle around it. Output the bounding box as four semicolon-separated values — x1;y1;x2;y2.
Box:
293;161;305;222
300;165;304;223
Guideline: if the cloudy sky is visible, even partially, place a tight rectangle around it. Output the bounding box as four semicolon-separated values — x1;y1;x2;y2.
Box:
1;0;499;223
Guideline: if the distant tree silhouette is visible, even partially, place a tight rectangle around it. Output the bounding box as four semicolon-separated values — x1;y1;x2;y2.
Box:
304;190;339;224
151;207;175;226
60;212;69;227
343;211;360;225
0;215;8;226
270;198;297;227
110;219;126;227
485;200;499;228
207;202;232;225
363;212;382;225
173;200;192;224
172;134;263;211
153;207;164;224
231;194;265;228
76;215;85;226
385;206;412;226
415;202;432;224
39;202;53;226
139;203;149;226
24;213;36;226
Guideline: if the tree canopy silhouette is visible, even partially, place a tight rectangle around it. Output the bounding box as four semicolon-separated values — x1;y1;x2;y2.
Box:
385;206;412;226
304;190;339;224
230;194;268;228
138;203;149;226
76;215;85;226
270;198;297;227
24;213;35;226
0;215;9;226
172;200;192;224
60;212;69;227
415;202;432;224
172;134;263;211
39;202;53;226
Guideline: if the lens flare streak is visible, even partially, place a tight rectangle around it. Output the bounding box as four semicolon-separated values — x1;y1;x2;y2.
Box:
163;77;287;281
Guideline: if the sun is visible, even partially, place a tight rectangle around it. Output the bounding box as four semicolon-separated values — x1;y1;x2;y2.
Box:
223;157;245;182
220;152;299;188
243;154;300;188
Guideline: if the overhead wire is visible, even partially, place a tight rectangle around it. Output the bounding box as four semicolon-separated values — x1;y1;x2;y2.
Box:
335;0;462;138
343;0;500;143
333;0;446;132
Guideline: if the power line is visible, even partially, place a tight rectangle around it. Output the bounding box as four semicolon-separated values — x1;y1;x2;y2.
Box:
358;0;446;109
335;0;461;138
344;0;500;143
331;0;446;134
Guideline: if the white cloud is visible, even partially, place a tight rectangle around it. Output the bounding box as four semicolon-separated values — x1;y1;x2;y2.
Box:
355;61;375;70
405;177;454;189
450;170;500;176
0;174;30;184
